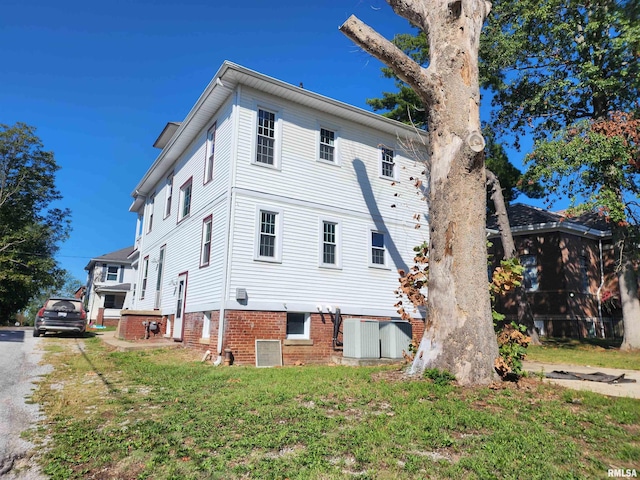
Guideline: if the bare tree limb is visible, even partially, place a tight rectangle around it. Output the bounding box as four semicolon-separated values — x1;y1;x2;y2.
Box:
387;0;430;32
486;169;515;258
339;15;439;107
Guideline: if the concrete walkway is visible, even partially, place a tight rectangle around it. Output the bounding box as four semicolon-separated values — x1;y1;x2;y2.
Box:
93;329;180;352
523;361;640;399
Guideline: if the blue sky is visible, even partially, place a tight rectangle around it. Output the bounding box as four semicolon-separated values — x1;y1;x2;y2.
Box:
2;0;536;284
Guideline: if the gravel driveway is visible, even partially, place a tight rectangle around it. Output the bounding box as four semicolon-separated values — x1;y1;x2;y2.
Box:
0;327;51;480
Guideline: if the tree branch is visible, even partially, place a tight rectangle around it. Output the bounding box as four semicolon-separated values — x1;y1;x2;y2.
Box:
339;15;438;107
387;0;429;32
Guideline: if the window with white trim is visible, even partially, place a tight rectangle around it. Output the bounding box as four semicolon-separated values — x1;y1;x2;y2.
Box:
256;109;276;165
164;173;173;218
255;208;282;262
286;312;310;340
106;265;119;282
371;231;386;266
259;211;277;257
381;147;395;179
201;216;212;267
520;254;539;292
202;311;211;339
141;256;149;299
320;220;341;268
319;128;335;163
205;123;216;183
179;178;192;221
146;193;155;233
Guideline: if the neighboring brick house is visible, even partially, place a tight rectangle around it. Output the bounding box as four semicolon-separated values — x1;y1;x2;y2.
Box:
85;246;136;326
488;203;623;339
127;61;428;365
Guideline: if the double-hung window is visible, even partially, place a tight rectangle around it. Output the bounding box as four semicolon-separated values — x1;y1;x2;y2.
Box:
371;231;386;266
106;265;119;282
141;256;149;299
256;109;276;165
255;208;282;262
147;194;155;233
520;254;539;292
201;216;212;267
320;220;341;268
164;173;173;218
381;147;395;179
205;123;216;183
319;128;335;163
179;178;193;222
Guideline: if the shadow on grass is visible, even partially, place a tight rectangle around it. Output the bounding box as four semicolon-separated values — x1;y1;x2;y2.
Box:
541;337;622;349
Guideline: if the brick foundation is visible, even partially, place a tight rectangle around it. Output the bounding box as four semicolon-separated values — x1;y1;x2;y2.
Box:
117;310;166;340
181;309;425;366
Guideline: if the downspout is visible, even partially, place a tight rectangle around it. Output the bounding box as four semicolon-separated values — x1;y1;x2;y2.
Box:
596;239;605;338
215;84;241;365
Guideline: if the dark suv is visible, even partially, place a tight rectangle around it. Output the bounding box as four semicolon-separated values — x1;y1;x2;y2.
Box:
34;297;87;337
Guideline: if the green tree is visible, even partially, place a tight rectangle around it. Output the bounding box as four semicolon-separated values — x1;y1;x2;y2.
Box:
0;122;71;324
481;0;640;145
482;0;639;349
526;112;640;349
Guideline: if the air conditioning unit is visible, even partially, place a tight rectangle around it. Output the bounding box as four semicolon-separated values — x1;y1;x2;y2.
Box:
343;319;380;359
379;321;412;359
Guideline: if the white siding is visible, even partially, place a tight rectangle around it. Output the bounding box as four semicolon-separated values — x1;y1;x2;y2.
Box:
133;98;234;314
132;80;428;320
224;87;428;317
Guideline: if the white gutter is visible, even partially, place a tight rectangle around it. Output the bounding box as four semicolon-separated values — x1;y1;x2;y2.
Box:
214;85;242;364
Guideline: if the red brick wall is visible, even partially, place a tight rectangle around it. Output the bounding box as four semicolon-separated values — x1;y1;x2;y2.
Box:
117;311;165;340
181;310;425;366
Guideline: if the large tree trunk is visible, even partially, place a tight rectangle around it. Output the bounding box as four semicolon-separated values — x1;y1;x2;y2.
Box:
341;0;498;385
618;257;640;351
487;170;540;345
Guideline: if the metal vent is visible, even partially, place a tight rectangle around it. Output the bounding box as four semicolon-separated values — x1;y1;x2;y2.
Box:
255;340;282;367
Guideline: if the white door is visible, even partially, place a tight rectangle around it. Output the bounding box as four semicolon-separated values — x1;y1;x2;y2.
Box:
173;273;187;341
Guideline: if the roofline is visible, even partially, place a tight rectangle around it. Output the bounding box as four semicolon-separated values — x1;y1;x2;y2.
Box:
488;221;611;240
130;61;428;210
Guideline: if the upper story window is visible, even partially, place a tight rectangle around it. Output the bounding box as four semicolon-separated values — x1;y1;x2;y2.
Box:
205;123;216;184
179;178;193;222
520;254;539;292
147;193;155;233
256;109;276;165
380;147;395;179
201;216;213;267
255;208;283;262
319;128;335;163
164;173;173;218
371;231;386;266
141;256;149;299
105;264;119;282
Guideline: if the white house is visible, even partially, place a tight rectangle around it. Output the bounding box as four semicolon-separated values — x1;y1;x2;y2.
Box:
85;246;136;326
127;62;429;365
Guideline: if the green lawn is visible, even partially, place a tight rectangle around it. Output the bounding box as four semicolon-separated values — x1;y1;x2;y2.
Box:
29;338;639;479
526;338;640;370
